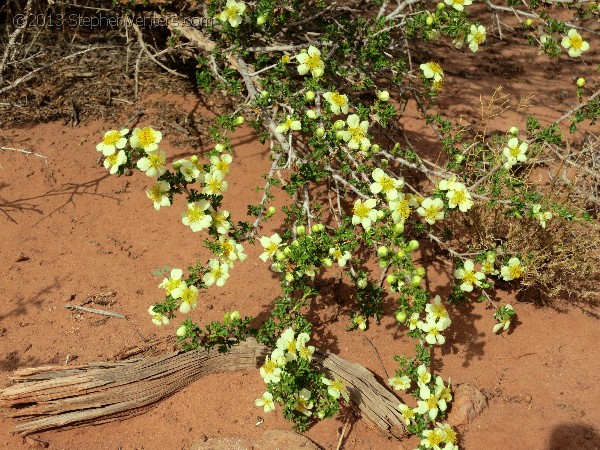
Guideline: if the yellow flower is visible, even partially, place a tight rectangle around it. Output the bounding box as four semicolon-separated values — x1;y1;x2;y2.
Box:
561;29;590;57
218;0;246;27
444;0;472;11
467;24;486;52
417;197;444;225
130;127;162;153
96;128;128;156
148;306;169;326
137;150;167;177
179;284;199;313
146;180;171;211
323;91;349;114
296;46;324;78
103;150;127;175
181;200;213;232
420;61;444;82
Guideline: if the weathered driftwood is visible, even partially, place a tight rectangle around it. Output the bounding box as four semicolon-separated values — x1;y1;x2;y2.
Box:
0;338;406;438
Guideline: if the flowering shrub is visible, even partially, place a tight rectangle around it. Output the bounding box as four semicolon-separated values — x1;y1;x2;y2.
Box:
96;0;600;447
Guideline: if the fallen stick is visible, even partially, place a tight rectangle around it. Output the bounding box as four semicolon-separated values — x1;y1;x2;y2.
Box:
0;338;406;439
64;304;127;319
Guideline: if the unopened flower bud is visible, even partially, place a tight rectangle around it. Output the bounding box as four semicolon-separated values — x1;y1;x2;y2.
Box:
305;90;315;102
377;90;390;101
257;15;266;26
296;225;306;236
306;109;317;119
576;77;586;87
315;127;325;137
233;116;245;126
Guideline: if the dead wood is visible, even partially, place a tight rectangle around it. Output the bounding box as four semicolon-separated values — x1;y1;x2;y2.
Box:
0;338;407;439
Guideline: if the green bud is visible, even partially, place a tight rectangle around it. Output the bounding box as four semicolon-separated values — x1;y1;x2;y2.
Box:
410;275;422;287
315;127;325;137
283;247;292;256
407;240;420;251
415;267;426;277
215;143;225;152
335;131;345;140
230;310;241;321
176;324;187;337
509;126;519;136
233;116;245;126
393;223;405;235
305;90;315;102
377;246;389;258
257;15;266;26
426;16;434;26
395;311;407;323
292;240;299;247
386;274;397;285
576;77;586;87
285;273;294;282
190;155;199;164
437;2;445;9
276;251;286;261
376;210;385;220
360;142;371;152
525;18;533;27
306;109;317;119
322;257;333;268
357;278;367;289
260;90;269;98
397;249;406;258
296;225;306;236
377;90;390;101
267;206;276;215
173;161;182;170
370;144;380;153
333;120;345;130
379;260;389;268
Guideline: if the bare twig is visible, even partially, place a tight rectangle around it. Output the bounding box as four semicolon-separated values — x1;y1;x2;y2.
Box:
0;0;34;86
65;304;127;319
0;47;99;95
0;147;48;163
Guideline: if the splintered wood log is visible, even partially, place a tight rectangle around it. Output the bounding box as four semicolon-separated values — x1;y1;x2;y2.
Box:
0;338;406;439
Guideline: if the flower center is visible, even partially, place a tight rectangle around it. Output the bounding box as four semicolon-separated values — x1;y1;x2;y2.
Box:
263;359;277;374
330;92;346;107
225;6;238;19
148;153;165;169
287;339;297;354
222;241;234;258
216;160;230;174
379;175;395;192
424;205;440;221
427;396;438;409
148;184;164;201
306;54;322;70
428;430;444;446
103;131;121;146
464;270;477;284
266;242;279;255
474;31;485;44
208;178;224;193
164;278;180;294
187;205;206;223
105;153;119;166
570;35;583;50
509;144;521;157
333;249;343;259
433;304;448;318
396;200;411;219
138;128;156;148
353;203;370;218
402;408;415;420
428;62;443;76
181;288;197;305
509;264;523;279
453;190;467;204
